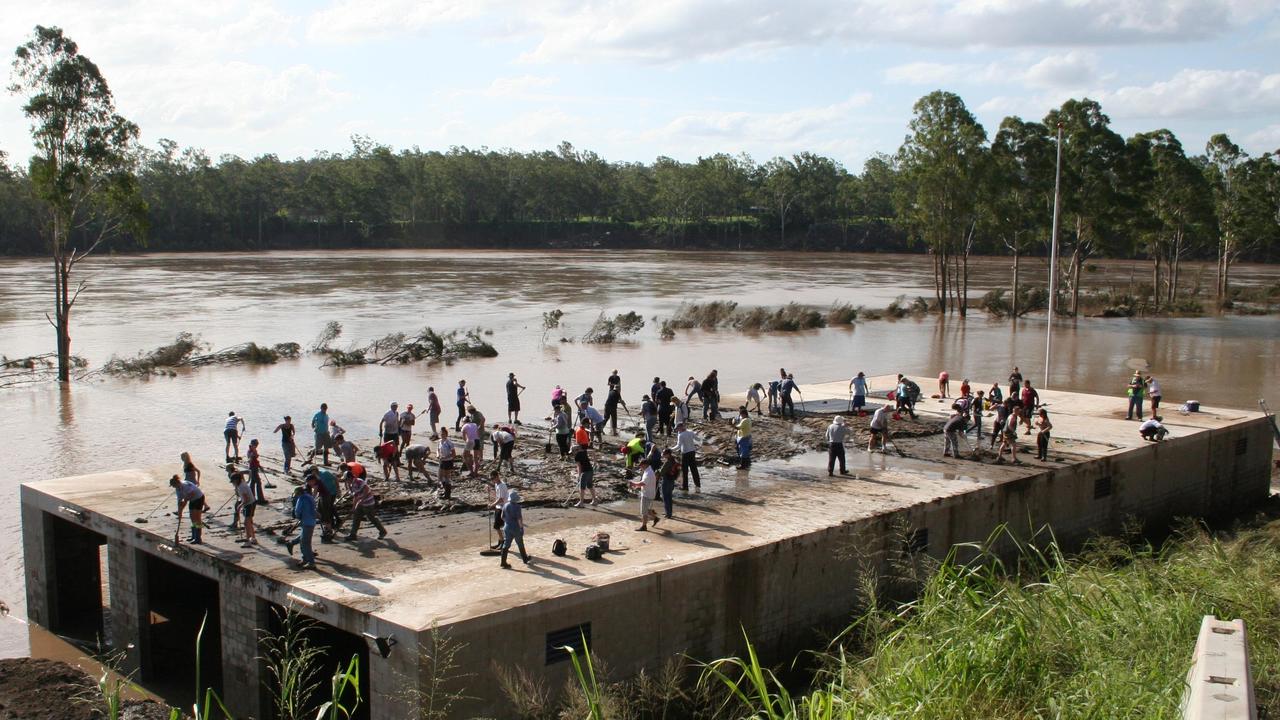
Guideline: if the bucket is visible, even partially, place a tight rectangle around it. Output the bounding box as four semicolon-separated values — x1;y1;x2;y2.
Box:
1185;400;1200;413
593;532;610;551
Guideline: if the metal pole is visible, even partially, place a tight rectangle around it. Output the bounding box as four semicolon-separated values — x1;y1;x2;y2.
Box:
1045;122;1063;390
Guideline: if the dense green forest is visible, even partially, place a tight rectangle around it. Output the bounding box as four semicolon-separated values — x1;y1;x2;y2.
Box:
2;92;1278;301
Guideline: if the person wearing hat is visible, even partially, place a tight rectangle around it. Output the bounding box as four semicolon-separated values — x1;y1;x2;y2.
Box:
825;415;851;475
506;372;526;425
380;402;401;443
273;415;297;475
499;489;529;568
1126;371;1145;420
628;458;660;531
285;482;318;569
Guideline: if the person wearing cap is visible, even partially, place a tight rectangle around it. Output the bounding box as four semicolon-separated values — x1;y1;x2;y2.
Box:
380;402;400;443
398;403;416;450
734;405;753;467
825;416;851;475
285;480;318;569
499;489;530;568
273;415;297;475
506;373;526;425
868;403;892;453
627;458;660;531
672;422;701;491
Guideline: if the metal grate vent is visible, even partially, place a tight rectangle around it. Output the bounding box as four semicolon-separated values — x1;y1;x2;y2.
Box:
546;623;591;665
1235;437;1248;456
1094;475;1113;499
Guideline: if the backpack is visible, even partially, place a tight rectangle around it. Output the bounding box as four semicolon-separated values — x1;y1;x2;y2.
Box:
552;538;567;557
585;543;603;561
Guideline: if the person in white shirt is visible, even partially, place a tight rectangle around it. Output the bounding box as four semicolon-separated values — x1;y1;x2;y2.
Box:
489;470;509;549
380;402;400;443
627;458;660;531
1139;417;1168;442
671;423;701;491
491;427;516;473
224;411;245;462
1146;375;1163;416
825;416;851;475
849;372;869;414
868;404;892;453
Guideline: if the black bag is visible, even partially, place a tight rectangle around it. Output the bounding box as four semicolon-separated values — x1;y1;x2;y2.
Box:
552;538;567;556
585;543;603;561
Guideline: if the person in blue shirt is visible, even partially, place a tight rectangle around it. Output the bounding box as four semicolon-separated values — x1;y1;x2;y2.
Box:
285;482;319;569
849;372;869;414
310;403;331;466
499;490;530;569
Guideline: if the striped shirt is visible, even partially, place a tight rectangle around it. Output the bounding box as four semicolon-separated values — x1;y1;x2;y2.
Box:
346;476;376;507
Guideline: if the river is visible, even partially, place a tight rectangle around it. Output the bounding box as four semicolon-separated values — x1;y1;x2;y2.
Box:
1;249;1277;657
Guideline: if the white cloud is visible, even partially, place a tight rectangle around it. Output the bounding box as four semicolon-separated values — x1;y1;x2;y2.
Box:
884;62;980;85
1099;69;1280;119
1022;51;1099;89
307;0;496;43
1245;124;1280;152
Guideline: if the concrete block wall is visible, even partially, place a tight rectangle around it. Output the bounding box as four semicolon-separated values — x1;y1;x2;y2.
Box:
20;496;50;630
106;542;145;674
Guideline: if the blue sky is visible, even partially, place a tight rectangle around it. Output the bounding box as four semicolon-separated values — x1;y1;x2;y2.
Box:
3;0;1279;172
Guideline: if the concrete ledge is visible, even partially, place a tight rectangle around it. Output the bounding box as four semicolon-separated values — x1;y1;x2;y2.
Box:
1182;616;1256;720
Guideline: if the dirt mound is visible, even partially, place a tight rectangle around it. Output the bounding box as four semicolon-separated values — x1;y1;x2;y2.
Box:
0;658;175;720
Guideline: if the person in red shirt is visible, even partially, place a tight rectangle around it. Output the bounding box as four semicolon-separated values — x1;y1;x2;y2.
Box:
374;440;401;482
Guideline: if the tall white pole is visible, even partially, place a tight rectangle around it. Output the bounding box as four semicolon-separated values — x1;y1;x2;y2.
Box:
1045;122;1063;390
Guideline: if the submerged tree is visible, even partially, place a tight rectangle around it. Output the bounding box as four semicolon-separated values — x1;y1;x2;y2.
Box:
9;25;146;381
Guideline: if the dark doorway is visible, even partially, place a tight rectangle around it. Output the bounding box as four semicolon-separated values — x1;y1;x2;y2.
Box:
48;516;107;643
141;553;222;703
263;603;371;720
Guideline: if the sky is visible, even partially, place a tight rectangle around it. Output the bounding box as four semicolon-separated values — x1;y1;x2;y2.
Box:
1;0;1279;172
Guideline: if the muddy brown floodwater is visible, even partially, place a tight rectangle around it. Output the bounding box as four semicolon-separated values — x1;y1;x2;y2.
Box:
0;249;1277;657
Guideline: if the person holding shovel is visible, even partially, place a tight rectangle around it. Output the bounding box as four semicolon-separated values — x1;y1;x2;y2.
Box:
231;471;258;546
285;482;318;569
170;474;205;544
826;415;850;475
499;490;530;568
506;373;526;425
868;404;892;453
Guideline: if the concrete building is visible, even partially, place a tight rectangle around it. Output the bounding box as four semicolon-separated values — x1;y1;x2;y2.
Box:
21;376;1274;718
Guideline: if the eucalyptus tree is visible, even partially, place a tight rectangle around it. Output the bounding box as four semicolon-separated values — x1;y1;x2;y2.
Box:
895;91;988;315
10;25;147;381
1129;130;1214;307
760;156;800;245
985;117;1054;317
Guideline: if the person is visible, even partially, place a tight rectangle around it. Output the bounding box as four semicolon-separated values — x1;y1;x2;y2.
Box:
575;387;594;423
607;369;622;393
943;410;966;458
658;449;680;518
224;411;245;462
554;404;573;460
343;465;387;540
273;416;297;475
492;425;516;473
303;466;339;543
398;403;416;449
650;376;662;402
374;439;400;482
938;370;950;399
628;458;660;531
1020;380;1040;434
427;387;442;440
768;377;781;415
379;402;400;443
684;376;703;408
988;383;1003;407
746;383;766;416
603;384;628;436
335;434;359;463
461;416;480;477
404;443;432;481
734;406;753;467
573;439;597;507
1008;367;1023;403
868;403;892;452
506;373;526;424
1126;371;1145;420
1034;408;1053;461
656;381;676;435
959;378;971;399
639;394;657;444
246;438;267;502
826;415;850;475
489;470;509;548
994;400;1020;464
780;373;800;418
582;404;606;447
499;490;530;568
454;380;469;431
702;370;720;420
180;452;210;511
1139;417;1168;442
231;471;257;545
551;384;568;413
623;432;646;477
1147;374;1163;416
170;474;206;544
672;422;701;491
437;429;456;500
311;403;332;466
285;482;318;569
468;406;487;466
895;375;917;419
969;390;985;442
989;397;1009;448
850;372;869;414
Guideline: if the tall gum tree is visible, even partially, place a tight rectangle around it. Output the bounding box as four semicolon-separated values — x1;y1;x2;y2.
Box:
9;25;145;381
985;117;1054;319
895;91;988;315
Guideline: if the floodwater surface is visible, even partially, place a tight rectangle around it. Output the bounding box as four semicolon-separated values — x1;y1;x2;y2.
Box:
0;249;1277;657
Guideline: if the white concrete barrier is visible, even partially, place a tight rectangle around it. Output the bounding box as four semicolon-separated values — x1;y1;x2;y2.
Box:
1182;616;1256;720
